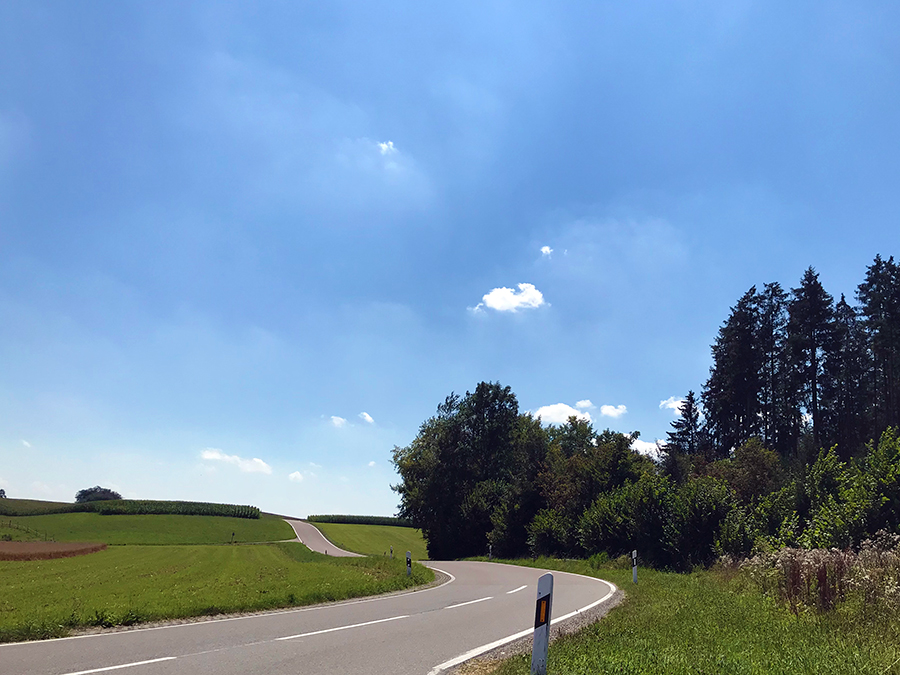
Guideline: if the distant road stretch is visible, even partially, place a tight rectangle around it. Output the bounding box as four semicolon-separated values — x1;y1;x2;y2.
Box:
285;519;363;557
3;545;619;675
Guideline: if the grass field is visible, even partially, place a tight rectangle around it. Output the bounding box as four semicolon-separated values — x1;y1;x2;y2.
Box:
474;558;900;675
313;521;429;560
4;512;294;545
0;542;434;642
0;498;85;516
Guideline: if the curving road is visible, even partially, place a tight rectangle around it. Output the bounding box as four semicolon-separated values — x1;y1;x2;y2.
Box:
285;519;363;557
1;535;619;675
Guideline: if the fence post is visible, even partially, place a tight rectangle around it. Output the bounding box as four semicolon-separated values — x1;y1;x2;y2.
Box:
530;573;553;675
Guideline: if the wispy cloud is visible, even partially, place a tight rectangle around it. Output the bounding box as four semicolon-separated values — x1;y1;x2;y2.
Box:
330;416;347;428
470;283;546;313
533;403;591;425
288;471;304;483
359;412;375;424
200;448;272;474
541;245;553;257
368;460;376;467
600;404;627;418
378;141;396;155
21;440;31;448
659;397;684;414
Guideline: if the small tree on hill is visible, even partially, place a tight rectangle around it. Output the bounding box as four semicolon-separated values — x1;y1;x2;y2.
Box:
75;486;122;503
0;489;6;498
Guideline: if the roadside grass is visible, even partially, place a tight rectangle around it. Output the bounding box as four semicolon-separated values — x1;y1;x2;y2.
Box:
0;542;434;642
4;512;294;545
477;558;900;675
313;521;429;560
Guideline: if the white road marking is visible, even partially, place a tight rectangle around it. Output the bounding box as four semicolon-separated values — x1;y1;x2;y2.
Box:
444;596;492;610
276;614;409;641
506;585;527;594
427;574;617;675
62;657;177;675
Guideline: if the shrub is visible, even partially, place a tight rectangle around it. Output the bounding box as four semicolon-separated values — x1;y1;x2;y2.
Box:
307;515;413;527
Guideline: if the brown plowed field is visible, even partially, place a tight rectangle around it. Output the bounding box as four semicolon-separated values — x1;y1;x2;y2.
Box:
0;541;106;561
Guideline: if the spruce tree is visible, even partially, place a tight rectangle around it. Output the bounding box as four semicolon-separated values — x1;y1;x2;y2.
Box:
787;267;835;452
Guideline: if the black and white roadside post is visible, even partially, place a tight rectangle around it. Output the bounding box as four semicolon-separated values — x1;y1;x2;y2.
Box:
390;545;393;559
632;549;638;584
530;573;553;675
406;551;412;577
489;543;492;561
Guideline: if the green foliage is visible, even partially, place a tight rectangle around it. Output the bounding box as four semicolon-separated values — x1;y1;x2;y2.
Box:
307;514;412;527
527;508;576;557
75;486;122;503
579;475;735;570
706;437;782;503
0;498;95;516
0;543;434;642
94;500;260;519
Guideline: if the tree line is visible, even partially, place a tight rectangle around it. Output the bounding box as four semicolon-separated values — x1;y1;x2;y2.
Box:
392;255;900;569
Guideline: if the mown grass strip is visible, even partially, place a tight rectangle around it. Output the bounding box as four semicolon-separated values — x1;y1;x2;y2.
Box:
476;558;900;675
0;542;433;643
4;512;294;545
312;521;429;560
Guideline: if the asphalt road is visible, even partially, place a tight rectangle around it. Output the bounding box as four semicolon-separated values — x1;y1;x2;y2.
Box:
285;520;364;557
2;560;617;675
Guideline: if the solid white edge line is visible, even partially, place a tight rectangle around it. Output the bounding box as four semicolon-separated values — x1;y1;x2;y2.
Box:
506;585;527;595
426;573;617;675
444;596;492;610
2;563;456;648
63;656;177;675
276;614;409;641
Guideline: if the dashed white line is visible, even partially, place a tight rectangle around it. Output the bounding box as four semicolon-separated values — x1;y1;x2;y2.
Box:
444;596;492;610
63;657;177;675
276;614;409;641
506;585;527;594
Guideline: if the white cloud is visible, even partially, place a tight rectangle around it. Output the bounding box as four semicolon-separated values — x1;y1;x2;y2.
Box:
470;283;546;313
378;141;396;155
200;448;273;474
359;412;375;424
541;245;553;256
368;461;376;467
288;471;304;483
575;400;594;410
21;440;31;448
309;462;322;469
533;403;591;425
631;438;662;459
659;397;685;414
600;404;627;419
330;416;347;428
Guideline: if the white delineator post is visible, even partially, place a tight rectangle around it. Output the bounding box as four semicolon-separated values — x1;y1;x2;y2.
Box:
632;549;638;584
530;573;553;675
406;551;412;577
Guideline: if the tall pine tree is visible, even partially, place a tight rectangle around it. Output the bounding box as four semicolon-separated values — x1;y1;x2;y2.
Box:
787;267;835;452
703;288;762;456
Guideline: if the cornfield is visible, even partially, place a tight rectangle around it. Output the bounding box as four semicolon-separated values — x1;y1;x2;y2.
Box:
95;500;260;519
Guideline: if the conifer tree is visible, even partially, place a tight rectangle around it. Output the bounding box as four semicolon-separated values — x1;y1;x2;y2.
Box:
703;288;762;456
787;267;835;451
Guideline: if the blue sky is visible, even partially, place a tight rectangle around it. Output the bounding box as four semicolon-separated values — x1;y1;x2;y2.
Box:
2;2;899;517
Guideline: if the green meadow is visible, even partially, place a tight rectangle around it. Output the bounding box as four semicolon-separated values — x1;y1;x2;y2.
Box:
476;558;900;675
313;521;429;560
4;511;294;545
0;542;433;643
